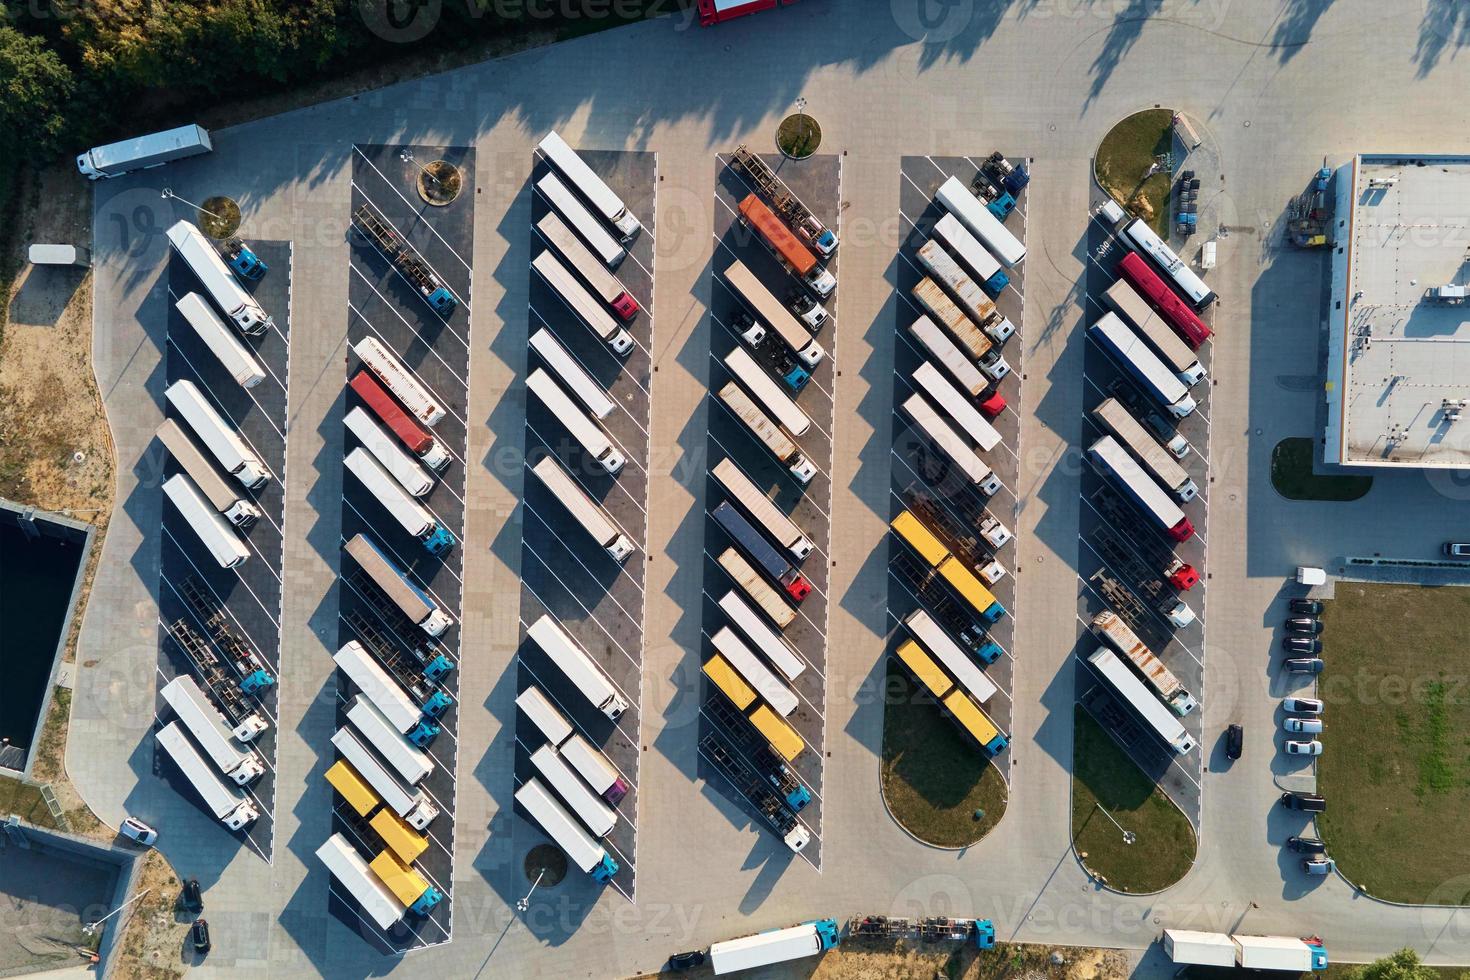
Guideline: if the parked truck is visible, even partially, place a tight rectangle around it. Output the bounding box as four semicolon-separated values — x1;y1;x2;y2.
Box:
353;203;457;316
156;420;260;528
344;407;434;497
907;316;997;410
722;258;826;362
1116;251;1213;347
730;144;837;256
529;328;616;421
737;194;836;297
166;221;272;335
155;720;260;830
537;131;642;241
536;171;626;267
217;237;267;281
344;533;454;637
316;833;407;930
527;614;629;720
724;347;812;438
718;591;806;682
517;686;630;805
353;337;446;426
931;213;1009;295
345;448;456;555
349;370;451;471
333;641;444;747
904;609;998;704
165;380;270;489
901;394;1003;496
1085;647;1197;755
536;212;639;321
78;124;211;179
1104;279;1206;386
709;918;841;975
912;275;991;361
160;675;264;784
697;729;810;851
163;474;250;569
346;694;434;786
369;849;443;916
174;292;266;388
912;362;1002;453
1162;930;1327;972
1087;435;1194;543
712;626;798;717
1090;610;1197;715
526;368;625;475
712;457;813;559
717;382;815;484
711;501;811;602
533;250;634;356
1091;397;1198;501
935;176;1026;267
916;241;1013;344
530;743;617;837
1088;313;1197;419
515;777;619;882
331;725;440;829
718;548;797;629
528;455;635;562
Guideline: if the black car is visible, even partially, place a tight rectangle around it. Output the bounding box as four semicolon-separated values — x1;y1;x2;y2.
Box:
1280;792;1327;812
668;950;707;971
190;918;211;954
181;878;202;913
1282;636;1323;654
1285;617;1324;636
1225;724;1243;760
1290;598;1324;616
1288;836;1326;853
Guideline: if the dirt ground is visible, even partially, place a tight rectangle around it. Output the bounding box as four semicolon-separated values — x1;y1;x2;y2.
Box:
111;850;193;980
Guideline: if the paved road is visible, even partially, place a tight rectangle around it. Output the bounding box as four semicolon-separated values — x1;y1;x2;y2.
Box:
70;2;1470;976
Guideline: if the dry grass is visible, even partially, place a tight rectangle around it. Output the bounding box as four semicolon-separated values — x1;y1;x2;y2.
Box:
1095;109;1175;237
112;851;191;980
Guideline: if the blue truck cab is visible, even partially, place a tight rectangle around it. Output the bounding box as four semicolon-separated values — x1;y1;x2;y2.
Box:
424;287;457;317
221;238;268;281
813;228;838;255
973;919;996;949
420;651;455;683
407;719;441;747
592;853;619;882
982;269;1011;297
986;192;1017;220
421;524;456;555
1304;937;1329;971
983;731;1010;756
421;689;454;718
410;883;444;916
240;669;274;695
806;918;841;951
976;640;1003;664
1002;166;1030;196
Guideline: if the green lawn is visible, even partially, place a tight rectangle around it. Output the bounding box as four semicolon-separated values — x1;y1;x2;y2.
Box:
880;660;1007;848
1095;108;1175;237
1318;583;1470;903
1271;437;1373;501
0;775;60;829
1071;708;1196;892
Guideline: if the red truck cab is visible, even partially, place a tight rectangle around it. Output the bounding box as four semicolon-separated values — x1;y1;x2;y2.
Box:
698;0;786;27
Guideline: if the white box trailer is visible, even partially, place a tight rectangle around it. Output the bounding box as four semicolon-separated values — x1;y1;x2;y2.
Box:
165;380;270;488
908;315;989;399
529;455;635;562
935;175;1026;267
346;694;434;786
1233;935;1328;971
331;726;439;830
345;448;454;554
316;833;406;931
932;212;1008;294
723;259;826;367
77;123;211;179
533;249;634;356
718;591;805;682
1091;397;1198;501
724;346;812;438
166;221;272;335
333;641;424;735
163;474;250;569
717;548;797;629
535;171;626;267
344;407;434;497
900;393;1002;496
1104;279;1206;386
517;686;575;746
530;743;616;837
536;211;638;317
160;675;264;784
904;609;998;704
174;292;266;388
537;131;642;241
353;337;446;426
529;327;616;420
710;920;840;975
156;419;260;528
916;240;1012;343
515;777;619;882
1089;313;1197;419
526;368;625;474
559;734;629;805
711;626;799;716
1086;647;1197;755
527;614;628;720
711;457;813;559
1162;930;1236;967
717;381;815;483
344;533;453;636
155;720;259;830
912;361;1002;452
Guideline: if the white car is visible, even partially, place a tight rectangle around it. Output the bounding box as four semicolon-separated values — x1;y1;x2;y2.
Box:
120;817;158;846
1302;857;1335;875
1283;717;1324;734
1283;697;1324;715
1285;740;1324;756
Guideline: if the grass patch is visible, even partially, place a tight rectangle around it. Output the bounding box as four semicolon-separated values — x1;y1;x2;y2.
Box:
880;660;1007;847
1095;108;1174;237
0;773;60;829
1271;437;1372;501
1071;708;1196;892
1318;582;1470;902
777;114;822;159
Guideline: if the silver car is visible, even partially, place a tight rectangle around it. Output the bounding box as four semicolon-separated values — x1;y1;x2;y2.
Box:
1303;857;1336;875
1283;697;1324;715
1286;739;1324;756
1284;717;1325;734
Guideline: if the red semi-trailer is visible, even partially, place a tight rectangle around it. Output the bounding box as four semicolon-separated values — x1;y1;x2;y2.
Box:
349;370;451;472
698;0;792;27
1117;252;1212;350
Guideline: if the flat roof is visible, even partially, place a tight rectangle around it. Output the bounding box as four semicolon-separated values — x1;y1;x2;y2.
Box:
1330;154;1470;467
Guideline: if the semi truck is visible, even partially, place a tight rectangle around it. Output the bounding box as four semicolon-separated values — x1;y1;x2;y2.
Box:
316;834;406;930
1120;218;1216;309
703;655;805;763
331;726;440;829
717;381;815;484
333;641;443;748
163;474;250;569
353;337;446;426
533;250;634;356
912;276;991;361
916;241;1013;343
901;393;1003;496
697;731;810;851
77;123;212;179
893;638;1009;755
722;259;826;364
1090;610;1197;715
344;534;453;637
537;131;642;241
536;212;639;321
344;407;434;497
711;457;814;559
737;194;836;297
729;144;837;256
724;346;812;438
935;176;1026;267
369;849;443;916
1085;647;1198;754
1091;398;1198;501
217;237;267;281
530;743;616;837
528;455;635;562
1087;435;1194;542
174;292;266;388
1116;252;1212;348
526;368;625;475
1088;313;1197;419
890;510;1007;623
1104;279;1206;386
346;694;434;785
529;328;616;421
155;720;260;830
1162;930;1328;972
166;221;272;335
912;362;1002;453
348;370;451;471
711;626;798;717
516;686;630;804
165;380;270;489
711;501;811;602
536;172;626;268
345;448;456;555
527;614;629;720
719;591;806;682
515;777;619;882
907;316;993;403
904;609;998;704
156;420;260;528
709;918;841;974
160;675;264;784
931;212;1009;295
718;548;797;629
352;203;457;316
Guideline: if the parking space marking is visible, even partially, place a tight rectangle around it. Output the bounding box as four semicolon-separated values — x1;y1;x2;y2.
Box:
161;527;279;632
347;284;470;390
516;550;644;675
353;147;474;273
342;496;463;589
154;623;280;731
519;508;647;638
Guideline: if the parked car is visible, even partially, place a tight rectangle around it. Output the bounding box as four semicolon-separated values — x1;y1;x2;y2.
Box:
1282;636;1323;654
191;918;211;953
181;878;203;913
1284;696;1324;714
1285;617;1324;636
1287;836;1326;853
120;817;158;846
1286;739;1324;756
1285;658;1325;674
1442;543;1470;558
1225;724;1244;760
1302;857;1336;875
668;950;707;971
1284;717;1324;734
1280;792;1327;812
1290;598;1324;616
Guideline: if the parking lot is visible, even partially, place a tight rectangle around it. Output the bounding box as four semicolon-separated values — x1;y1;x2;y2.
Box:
511;144;656;903
692;150;840;869
329;142;474;952
151;239;292;862
1071;204;1212;827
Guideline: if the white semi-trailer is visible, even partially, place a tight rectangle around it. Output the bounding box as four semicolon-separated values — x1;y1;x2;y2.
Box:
537;131;642;241
935;175;1025;267
1104;279;1206;386
77;124;212;178
900;394;1002;496
1088;312;1197;419
156;420;260;528
345;694;434;786
515;777;619;882
711;458;813;559
516;687;630;805
1090;610;1198;715
529;743;617;837
330;726;439;829
163;474;250;569
1087;435;1194;543
911;361;1002;453
535;172;626;267
316;833;406;931
717;381;815;483
1085;647;1197;755
718;591;805;682
155;720;260;830
709;918;841;975
904;609;998;704
908;316;990;399
344;407;434;497
344;533;453;636
165;380;270;488
722;259;826;367
332;641;437;743
353;337;446;426
533;250;634;356
916;240;1013;343
526;368;625;475
723;347;812;438
528;456;635;562
166;221;272;335
710;626;799;717
1162;930;1328;972
527;614;628;720
344;448;456;555
535;212;640;320
1091;397;1198;501
174;292;266;387
529;327;616;420
931;212;1010;295
159;675;264;784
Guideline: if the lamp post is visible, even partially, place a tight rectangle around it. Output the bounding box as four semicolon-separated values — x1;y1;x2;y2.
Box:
161;188;225;224
515;870;544;914
84;888;151;937
399;149;439;188
1093;803;1137;845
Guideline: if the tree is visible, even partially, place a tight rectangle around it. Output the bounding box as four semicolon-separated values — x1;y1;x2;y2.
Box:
1344;949;1448;980
0;26;76;158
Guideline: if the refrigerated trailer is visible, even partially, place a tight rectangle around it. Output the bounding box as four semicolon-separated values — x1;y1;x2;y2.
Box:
711;501;811;602
912;361;1002;453
163;474;249;569
931;212;1010;295
1086;647;1197;754
348;370;451;471
515;777;619;882
1120;218;1215;309
516;686;630;804
900;394;1003;496
156;420;260;528
174;292;266;387
166;221;273;335
160;675;264;784
155;721;259;830
709;918;841;974
722;259;826;366
1090;610;1197;715
717;381;815;483
1087;435;1194;543
530;743;616;837
527;614;629;720
718;591;806;682
711;457;814;559
535;211;639;320
537;131;642;241
711;627;798;717
1088;312;1197;418
331;726;440;829
344;407;434;497
529;328;616;420
316;834;405;930
344;534;453;637
935;176;1026;267
345;448;456;555
717;548;797;629
1162;930;1328;972
346;694;434;786
1091;397;1198;501
698;0;783;27
528;455;635;562
908;316;990;399
77;124;211;179
535;172;626;268
904;609;998;704
723;347;812;438
333;641;442;747
916;241;1012;343
533;249;634;356
526;368;625;474
165;380;270;488
1103;279;1206;385
737;194;836;297
353;337;446;426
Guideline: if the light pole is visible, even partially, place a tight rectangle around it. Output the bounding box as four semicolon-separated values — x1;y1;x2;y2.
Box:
1093;803;1136;845
515;870;544;914
399;149;439;188
160;188;225;224
84;888;151;937
794;96;812;149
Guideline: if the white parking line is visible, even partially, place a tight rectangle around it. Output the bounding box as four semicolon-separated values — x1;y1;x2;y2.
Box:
516;549;643;672
166;287;291;398
694;740;821;874
513;605;640;745
523;420;646;518
521;500;647;616
341;495;463;590
352;148;473;273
